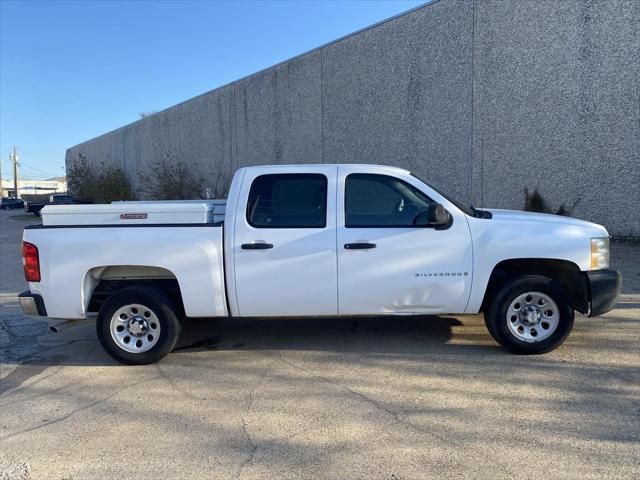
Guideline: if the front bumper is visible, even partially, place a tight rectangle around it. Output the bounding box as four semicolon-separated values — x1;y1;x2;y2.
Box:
18;291;48;317
586;270;622;317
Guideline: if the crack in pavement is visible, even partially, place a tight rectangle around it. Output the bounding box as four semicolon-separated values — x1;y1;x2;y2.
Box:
562;353;639;385
1;339;77;366
0;344;100;402
155;363;206;402
234;357;278;480
0;376;161;441
277;351;517;480
0;378;84;409
235;417;257;480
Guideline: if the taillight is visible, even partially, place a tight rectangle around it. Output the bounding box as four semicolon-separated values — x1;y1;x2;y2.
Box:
22;242;41;282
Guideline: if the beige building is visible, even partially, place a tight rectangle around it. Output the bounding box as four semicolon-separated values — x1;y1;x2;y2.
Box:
0;177;67;198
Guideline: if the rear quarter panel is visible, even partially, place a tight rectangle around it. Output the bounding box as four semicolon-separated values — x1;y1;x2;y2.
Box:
23;225;227;319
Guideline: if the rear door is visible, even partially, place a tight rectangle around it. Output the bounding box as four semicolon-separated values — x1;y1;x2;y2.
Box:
232;166;338;317
336;165;473;315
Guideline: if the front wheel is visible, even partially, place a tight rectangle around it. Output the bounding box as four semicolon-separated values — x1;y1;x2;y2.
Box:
97;286;181;364
484;275;574;354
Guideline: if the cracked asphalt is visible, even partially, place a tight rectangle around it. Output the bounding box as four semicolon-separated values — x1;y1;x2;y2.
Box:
1;209;639;479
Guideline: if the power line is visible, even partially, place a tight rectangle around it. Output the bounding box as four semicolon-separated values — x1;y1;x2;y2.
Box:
1;159;62;179
1;157;58;172
0;149;65;197
15;161;61;178
19;164;60;179
14;174;54;181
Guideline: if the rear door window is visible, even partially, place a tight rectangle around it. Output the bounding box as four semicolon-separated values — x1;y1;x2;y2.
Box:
246;174;327;228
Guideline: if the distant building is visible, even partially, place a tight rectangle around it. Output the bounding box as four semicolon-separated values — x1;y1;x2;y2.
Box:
0;177;67;198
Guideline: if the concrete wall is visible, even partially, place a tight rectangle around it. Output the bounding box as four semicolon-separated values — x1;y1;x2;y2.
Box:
472;0;640;236
66;0;640;236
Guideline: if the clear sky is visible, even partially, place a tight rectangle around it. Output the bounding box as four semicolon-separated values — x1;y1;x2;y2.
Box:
0;0;426;180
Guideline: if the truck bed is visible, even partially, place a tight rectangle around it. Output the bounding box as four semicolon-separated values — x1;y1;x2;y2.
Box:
23;220;228;319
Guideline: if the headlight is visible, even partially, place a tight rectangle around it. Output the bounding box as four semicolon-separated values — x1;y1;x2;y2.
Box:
590;237;610;270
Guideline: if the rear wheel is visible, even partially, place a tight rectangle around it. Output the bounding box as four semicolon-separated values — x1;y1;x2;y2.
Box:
97;286;181;364
485;275;574;354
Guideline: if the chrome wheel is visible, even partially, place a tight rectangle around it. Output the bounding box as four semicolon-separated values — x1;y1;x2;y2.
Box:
109;303;161;353
506;291;559;343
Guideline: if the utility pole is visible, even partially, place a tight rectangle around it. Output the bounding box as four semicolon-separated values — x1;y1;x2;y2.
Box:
11;146;19;198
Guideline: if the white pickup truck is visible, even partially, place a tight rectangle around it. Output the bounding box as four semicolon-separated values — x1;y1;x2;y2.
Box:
19;164;621;364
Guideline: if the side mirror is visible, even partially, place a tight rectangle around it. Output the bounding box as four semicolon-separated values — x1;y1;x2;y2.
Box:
413;203;452;228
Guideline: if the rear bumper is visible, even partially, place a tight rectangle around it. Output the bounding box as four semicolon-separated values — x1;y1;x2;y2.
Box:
18;291;48;316
586;270;622;317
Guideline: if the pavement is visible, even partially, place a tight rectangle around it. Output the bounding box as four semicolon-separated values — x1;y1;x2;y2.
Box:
0;208;638;479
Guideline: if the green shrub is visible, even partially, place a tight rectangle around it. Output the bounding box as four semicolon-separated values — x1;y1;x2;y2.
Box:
143;158;207;200
67;154;136;203
69;153;230;202
524;188;548;213
66;154;97;201
96;167;137;203
524;188;579;217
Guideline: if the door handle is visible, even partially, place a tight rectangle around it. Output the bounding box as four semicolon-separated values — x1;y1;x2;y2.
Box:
241;242;274;250
344;242;376;250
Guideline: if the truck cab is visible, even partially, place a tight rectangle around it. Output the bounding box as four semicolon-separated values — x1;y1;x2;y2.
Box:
226;165;473;317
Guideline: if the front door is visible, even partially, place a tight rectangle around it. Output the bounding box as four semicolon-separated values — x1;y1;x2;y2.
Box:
233;166;338;317
336;165;473;315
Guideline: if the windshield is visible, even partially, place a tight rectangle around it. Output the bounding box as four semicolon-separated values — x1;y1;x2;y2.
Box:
410;173;475;217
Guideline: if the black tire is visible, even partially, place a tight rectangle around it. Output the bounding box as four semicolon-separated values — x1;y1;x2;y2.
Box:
97;286;181;365
484;275;574;354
